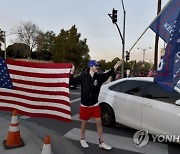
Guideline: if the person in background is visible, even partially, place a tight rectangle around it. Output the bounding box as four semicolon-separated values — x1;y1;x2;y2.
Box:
70;60;122;150
111;71;117;81
147;69;155;77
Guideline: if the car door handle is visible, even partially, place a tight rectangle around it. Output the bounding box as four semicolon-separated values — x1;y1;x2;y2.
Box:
143;103;153;107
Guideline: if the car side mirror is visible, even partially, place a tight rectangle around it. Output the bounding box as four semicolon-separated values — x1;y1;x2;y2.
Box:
175;100;180;106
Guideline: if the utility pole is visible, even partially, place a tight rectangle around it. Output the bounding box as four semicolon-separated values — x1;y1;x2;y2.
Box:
121;0;126;78
108;0;126;78
154;0;162;70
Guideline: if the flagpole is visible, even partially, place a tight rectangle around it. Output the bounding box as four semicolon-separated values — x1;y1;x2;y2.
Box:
154;0;162;70
128;0;172;53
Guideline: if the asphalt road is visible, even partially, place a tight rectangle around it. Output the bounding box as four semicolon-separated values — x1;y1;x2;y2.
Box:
1;87;180;154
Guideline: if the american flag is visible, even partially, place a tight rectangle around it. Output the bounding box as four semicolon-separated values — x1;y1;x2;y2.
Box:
0;58;72;122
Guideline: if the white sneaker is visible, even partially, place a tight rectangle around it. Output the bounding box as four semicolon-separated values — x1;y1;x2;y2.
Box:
80;139;89;148
99;142;112;150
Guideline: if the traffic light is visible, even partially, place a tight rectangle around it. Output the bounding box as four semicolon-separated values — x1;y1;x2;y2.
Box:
112;8;117;24
126;51;130;61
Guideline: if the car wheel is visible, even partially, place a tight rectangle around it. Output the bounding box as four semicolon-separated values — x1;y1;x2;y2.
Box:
100;103;115;126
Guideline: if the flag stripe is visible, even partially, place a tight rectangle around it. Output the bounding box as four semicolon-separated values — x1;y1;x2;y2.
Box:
7;59;72;69
0;98;70;114
0;107;71;122
0;88;69;102
0;92;70;107
10;74;69;84
11;78;69;88
9;69;70;78
13;86;70;96
13;82;69;92
0;103;71;118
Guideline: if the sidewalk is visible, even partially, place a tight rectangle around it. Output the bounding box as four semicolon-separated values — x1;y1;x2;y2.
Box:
0;115;83;154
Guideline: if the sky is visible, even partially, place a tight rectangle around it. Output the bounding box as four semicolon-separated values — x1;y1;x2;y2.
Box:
0;0;169;62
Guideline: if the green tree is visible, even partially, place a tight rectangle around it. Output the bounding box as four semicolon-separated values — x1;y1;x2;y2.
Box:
133;61;152;76
98;59;107;71
52;25;90;68
98;57;121;71
6;43;31;58
35;31;56;60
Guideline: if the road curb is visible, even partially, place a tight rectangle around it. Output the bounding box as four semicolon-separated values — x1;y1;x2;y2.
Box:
19;118;83;154
1;114;83;154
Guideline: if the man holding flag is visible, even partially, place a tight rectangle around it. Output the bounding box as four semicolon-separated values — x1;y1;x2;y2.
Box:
70;60;122;150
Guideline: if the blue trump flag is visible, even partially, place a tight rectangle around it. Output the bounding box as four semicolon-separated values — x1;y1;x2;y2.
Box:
154;12;180;91
150;0;180;42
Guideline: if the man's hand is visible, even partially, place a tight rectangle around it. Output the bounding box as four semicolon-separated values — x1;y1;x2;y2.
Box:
114;60;122;70
70;65;75;74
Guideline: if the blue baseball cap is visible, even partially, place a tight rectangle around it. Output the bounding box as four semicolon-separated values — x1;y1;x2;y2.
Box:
88;60;99;67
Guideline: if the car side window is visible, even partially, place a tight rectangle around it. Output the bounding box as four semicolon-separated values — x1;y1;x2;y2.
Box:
109;81;124;92
146;82;180;104
121;80;144;96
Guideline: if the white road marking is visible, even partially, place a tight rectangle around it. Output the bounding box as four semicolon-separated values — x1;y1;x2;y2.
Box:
70;92;81;95
70;98;81;103
64;128;168;154
19;115;31;120
72;114;95;123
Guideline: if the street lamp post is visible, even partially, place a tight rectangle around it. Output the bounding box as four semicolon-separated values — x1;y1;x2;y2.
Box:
108;0;126;78
121;0;126;78
137;47;151;64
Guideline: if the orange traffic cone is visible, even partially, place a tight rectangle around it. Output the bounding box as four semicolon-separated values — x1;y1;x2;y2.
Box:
3;110;25;149
41;135;52;154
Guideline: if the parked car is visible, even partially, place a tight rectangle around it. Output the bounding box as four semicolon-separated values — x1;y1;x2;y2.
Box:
98;77;180;136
